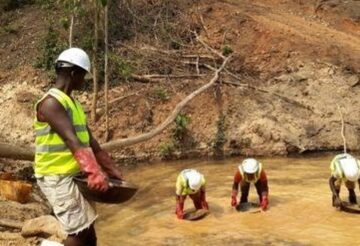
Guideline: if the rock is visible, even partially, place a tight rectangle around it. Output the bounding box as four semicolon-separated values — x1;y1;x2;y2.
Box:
347;75;359;87
21;215;66;241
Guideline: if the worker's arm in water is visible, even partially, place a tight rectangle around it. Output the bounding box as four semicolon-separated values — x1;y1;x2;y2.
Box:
87;126;123;180
329;176;341;207
200;186;209;210
259;170;269;210
37;97;108;191
231;170;241;207
175;177;186;219
175;195;186;219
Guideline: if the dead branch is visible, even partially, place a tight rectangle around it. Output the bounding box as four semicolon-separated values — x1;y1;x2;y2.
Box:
102;56;232;151
194;32;225;59
0;142;34;161
336;104;347;153
131;73;206;83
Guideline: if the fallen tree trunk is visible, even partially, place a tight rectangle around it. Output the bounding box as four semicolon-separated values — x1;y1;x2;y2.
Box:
102;56;231;151
0;143;34;161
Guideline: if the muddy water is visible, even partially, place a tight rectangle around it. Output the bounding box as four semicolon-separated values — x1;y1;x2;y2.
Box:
96;154;360;246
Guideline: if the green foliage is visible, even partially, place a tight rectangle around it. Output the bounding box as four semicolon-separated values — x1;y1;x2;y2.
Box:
34;0;56;9
153;87;170;102
60;17;70;30
109;54;134;81
213;114;227;151
173;114;191;142
2;25;18;34
100;0;108;7
159;141;175;159
222;45;233;56
35;25;66;71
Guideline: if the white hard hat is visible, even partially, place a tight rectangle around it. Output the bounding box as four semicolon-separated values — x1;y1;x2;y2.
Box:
241;158;259;174
186;170;202;191
339;156;360;182
55;48;92;75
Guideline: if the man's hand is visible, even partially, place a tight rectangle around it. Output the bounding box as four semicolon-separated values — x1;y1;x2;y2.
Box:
333;196;342;208
231;190;238;207
176;201;184;219
74;148;109;191
95;150;123;180
88;171;109;192
260;194;269;210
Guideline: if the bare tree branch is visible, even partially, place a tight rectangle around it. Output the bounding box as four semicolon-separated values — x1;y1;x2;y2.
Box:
102;55;232;151
336;104;347;153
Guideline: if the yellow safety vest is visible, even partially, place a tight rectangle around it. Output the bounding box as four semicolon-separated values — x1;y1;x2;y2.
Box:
330;154;360;181
34;88;90;175
175;169;206;196
239;162;263;183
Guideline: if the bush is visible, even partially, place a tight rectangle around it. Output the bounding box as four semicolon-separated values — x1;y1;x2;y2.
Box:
109;54;134;82
222;45;233;56
153;87;170;102
173;114;191;142
213;114;227;151
159;141;175;159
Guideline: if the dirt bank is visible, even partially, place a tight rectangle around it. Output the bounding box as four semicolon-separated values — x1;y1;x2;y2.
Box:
0;0;359;160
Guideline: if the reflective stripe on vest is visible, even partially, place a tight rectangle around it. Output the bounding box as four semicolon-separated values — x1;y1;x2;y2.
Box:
34;88;90;175
239;162;263;183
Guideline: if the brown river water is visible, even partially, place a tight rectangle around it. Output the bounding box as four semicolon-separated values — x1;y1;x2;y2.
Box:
96;154;360;246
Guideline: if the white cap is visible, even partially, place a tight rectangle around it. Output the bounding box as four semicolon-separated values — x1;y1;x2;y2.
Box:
241;158;259;174
339;156;360;182
55;48;92;75
186;170;202;191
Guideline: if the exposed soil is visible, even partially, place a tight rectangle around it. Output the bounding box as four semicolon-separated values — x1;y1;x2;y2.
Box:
0;0;359;243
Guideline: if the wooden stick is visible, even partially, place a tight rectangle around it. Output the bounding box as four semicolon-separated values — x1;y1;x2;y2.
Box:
194;32;225;59
336;104;347;153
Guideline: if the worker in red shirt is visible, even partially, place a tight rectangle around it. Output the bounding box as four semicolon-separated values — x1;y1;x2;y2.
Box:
231;158;269;210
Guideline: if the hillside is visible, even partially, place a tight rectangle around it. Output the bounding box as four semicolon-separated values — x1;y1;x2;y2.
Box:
0;0;359;162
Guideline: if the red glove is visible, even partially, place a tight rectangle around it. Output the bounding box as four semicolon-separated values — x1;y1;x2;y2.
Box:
95;150;123;180
175;201;184;219
200;190;209;210
261;194;269;210
231;190;238;207
74;148;109;192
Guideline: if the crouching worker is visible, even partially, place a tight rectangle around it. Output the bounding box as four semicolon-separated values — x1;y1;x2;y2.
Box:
329;153;360;208
231;158;269;211
34;48;122;246
175;169;209;219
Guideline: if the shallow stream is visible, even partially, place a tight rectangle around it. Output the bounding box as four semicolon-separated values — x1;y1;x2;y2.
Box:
97;154;360;245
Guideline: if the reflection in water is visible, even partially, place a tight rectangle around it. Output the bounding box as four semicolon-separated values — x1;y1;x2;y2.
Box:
97;155;360;245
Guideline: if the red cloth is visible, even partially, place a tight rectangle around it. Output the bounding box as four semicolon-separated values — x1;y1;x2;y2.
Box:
74;148;109;191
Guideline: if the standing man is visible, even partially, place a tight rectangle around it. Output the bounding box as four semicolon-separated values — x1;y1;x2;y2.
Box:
34;48;123;246
175;169;209;219
231;158;269;210
329;153;360;208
